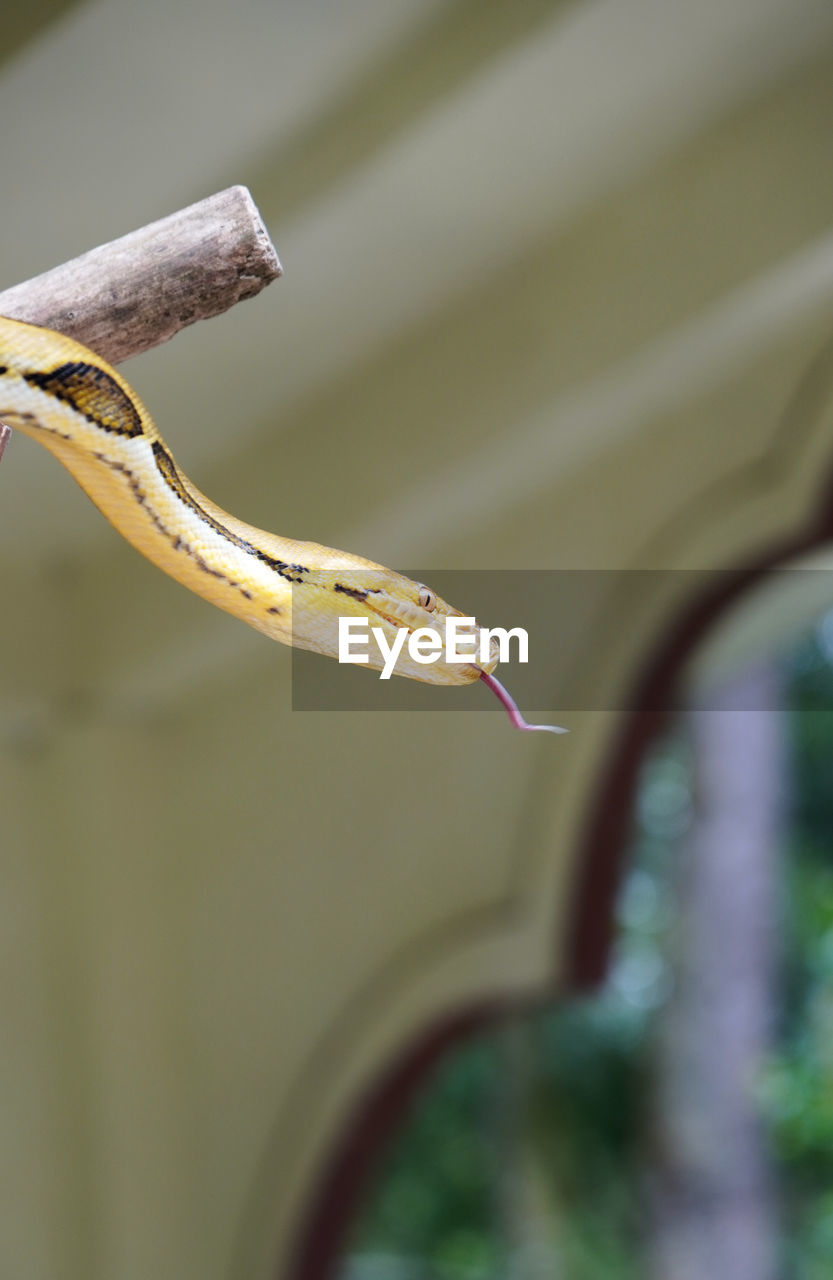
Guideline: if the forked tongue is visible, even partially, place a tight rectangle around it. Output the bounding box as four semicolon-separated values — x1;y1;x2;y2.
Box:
479;670;568;734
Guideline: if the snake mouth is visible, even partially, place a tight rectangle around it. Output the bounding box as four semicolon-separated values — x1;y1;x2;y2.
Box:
354;597;485;684
361;599;407;631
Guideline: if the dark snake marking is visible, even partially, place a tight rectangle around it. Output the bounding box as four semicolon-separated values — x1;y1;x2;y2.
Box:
0;409;73;440
25;362;145;437
150;440;308;586
334;583;369;602
93;451;258;605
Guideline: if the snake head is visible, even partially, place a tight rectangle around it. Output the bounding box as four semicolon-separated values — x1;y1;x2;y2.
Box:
288;564;500;685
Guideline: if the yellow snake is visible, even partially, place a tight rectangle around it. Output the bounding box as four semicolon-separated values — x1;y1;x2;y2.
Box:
0;316;564;732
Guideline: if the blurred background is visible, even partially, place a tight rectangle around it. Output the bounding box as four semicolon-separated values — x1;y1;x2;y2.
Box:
1;2;833;1278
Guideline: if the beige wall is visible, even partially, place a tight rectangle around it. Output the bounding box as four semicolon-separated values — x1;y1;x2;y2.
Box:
1;3;833;1276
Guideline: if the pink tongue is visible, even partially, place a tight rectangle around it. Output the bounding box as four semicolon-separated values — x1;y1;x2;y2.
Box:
479;670;568;734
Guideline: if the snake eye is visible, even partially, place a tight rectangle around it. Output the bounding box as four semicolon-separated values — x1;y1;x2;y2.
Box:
418;585;437;612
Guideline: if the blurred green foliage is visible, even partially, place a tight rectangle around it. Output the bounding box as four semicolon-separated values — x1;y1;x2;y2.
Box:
347;621;833;1279
762;630;833;1277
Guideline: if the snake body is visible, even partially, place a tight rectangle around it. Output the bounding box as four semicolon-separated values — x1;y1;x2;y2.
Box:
0;316;564;730
0;317;498;683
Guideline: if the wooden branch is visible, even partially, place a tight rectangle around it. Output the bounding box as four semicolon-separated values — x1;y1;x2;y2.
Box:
0;185;281;366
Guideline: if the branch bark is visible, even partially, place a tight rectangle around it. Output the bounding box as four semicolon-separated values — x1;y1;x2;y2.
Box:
0;185;281;366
